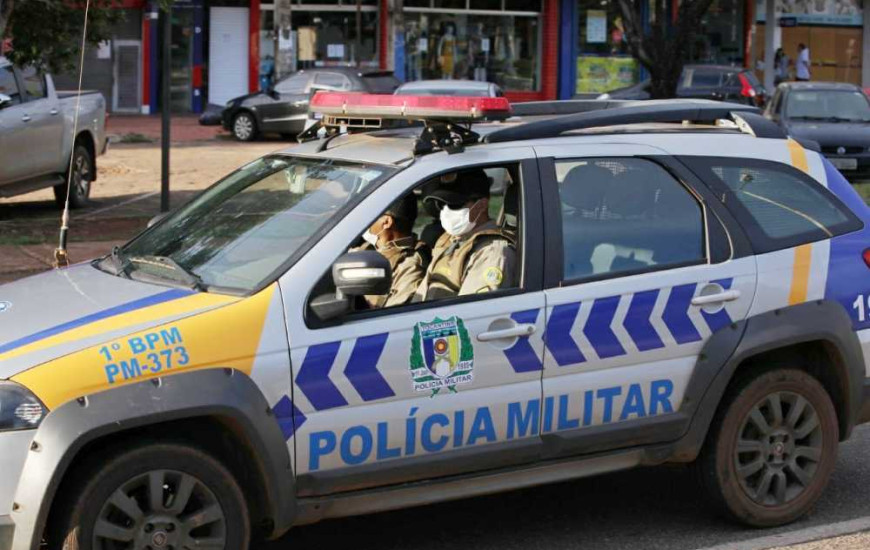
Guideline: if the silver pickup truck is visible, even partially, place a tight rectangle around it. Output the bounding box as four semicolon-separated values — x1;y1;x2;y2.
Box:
0;56;107;208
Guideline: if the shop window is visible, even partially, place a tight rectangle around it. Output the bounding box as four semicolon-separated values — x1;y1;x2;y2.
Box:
504;0;540;11
470;0;501;10
403;13;540;92
575;0;637;94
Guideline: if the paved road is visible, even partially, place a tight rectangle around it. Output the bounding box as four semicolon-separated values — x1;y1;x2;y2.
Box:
260;424;870;550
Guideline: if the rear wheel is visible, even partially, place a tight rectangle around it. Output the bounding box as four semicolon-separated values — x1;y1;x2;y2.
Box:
54;144;93;209
697;368;839;527
52;443;250;550
232;112;257;141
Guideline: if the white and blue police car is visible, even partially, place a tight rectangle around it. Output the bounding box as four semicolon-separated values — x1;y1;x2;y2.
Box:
1;94;870;549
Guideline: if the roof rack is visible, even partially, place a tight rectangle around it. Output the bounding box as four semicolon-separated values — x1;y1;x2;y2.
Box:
486;100;784;143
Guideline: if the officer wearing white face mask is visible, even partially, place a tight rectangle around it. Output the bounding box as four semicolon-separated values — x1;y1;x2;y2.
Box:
350;194;429;308
414;169;517;301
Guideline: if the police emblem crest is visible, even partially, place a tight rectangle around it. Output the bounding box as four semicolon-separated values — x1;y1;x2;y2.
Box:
409;316;474;395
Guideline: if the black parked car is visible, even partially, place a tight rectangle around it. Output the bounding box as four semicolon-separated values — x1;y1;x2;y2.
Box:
598;64;768;107
766;82;870;177
222;68;400;141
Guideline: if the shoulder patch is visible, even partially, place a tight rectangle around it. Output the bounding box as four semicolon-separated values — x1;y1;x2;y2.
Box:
484;266;503;287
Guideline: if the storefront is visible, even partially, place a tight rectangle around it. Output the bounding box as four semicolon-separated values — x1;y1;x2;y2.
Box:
571;0;638;96
752;0;863;85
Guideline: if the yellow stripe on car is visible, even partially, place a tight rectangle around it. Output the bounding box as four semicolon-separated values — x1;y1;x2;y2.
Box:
14;285;276;410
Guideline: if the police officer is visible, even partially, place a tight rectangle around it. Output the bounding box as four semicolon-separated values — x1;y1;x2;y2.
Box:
352;194;429;308
414;169;516;300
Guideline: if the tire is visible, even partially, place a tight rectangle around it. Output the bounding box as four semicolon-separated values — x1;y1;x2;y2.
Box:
54;145;93;209
232;112;258;141
697;368;839;527
51;443;250;550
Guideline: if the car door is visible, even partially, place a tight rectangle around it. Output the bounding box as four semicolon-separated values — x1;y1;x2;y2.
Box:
534;144;757;459
0;65;31;186
279;149;547;497
259;72;312;134
18;67;64;175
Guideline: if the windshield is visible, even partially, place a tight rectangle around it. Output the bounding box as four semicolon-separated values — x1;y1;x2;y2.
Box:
111;156;395;293
787;90;870;121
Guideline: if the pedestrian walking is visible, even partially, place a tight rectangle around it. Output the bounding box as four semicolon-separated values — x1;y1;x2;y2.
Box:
774;48;790;85
796;43;811;81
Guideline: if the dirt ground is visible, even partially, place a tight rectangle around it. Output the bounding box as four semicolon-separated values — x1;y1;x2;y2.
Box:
0;140;289;280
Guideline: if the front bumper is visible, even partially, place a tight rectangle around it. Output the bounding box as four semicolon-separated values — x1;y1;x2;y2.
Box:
0;431;34;550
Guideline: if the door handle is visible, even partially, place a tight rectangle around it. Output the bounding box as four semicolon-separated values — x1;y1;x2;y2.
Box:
691;289;741;306
477;323;536;342
21;114;31;122
49;108;59;115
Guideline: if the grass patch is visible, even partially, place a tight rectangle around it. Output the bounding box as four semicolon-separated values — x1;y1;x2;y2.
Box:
0;233;45;246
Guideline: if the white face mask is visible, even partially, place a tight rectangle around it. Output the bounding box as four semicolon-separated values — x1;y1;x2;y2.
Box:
440;203;476;236
362;219;386;247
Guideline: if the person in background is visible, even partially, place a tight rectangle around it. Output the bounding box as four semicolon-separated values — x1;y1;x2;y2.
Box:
796;44;811;81
774;48;790;85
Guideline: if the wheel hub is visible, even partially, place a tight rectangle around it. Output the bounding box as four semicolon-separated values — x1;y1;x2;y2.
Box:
139;517;179;549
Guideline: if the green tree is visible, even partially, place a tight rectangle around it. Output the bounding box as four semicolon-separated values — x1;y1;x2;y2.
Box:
615;0;717;99
0;0;161;74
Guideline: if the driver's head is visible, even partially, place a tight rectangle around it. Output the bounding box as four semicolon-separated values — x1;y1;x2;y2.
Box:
424;169;491;237
363;193;418;248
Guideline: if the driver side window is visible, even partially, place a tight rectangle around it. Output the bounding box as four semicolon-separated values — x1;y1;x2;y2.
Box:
0;66;21;105
307;164;524;324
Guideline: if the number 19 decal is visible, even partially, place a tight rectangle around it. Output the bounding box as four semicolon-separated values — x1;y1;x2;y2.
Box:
852;294;870;322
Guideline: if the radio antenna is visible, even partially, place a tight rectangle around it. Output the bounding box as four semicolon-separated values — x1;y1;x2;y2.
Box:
54;0;91;268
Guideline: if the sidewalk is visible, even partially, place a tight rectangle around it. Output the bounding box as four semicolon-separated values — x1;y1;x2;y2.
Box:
107;114;226;143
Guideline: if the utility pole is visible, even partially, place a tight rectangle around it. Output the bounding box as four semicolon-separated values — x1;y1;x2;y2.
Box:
160;6;171;213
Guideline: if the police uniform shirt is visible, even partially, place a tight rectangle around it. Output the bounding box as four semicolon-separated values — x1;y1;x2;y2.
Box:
351;236;428;308
415;220;517;301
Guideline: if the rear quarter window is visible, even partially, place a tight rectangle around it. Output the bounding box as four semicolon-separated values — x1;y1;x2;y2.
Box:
680;156;863;253
363;74;400;93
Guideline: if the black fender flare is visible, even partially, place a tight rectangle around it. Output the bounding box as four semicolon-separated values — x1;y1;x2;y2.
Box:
671;299;865;462
10;369;296;550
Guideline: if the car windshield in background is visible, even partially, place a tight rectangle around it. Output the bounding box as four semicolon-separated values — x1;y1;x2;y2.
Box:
363;73;401;94
111;156;394;293
397;87;492;97
787;90;870;122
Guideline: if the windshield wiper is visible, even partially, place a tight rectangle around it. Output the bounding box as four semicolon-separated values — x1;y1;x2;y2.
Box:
127;255;207;291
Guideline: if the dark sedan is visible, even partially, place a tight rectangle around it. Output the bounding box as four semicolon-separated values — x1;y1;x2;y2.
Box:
597;64;767;107
222;68;400;141
766;82;870;177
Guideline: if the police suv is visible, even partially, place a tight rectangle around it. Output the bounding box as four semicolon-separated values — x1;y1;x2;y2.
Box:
2;94;870;550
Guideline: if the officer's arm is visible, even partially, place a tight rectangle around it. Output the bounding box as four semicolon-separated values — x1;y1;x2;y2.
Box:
384;255;426;308
458;240;517;296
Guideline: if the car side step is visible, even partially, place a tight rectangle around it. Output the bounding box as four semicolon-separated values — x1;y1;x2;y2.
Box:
294;449;643;525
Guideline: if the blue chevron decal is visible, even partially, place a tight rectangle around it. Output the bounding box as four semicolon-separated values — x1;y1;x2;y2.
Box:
273;395;306;440
583;296;626;359
700;278;734;333
623;289;664;352
296;341;348;411
662;283;702;344
345;333;395;401
545;302;586;366
504;309;543;372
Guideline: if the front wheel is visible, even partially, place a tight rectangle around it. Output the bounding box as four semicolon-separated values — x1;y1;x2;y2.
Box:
697;368;839;527
52;443;251;550
54;145;93;209
232;112;258;141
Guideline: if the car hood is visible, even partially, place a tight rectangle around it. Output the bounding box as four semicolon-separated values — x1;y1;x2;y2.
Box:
0;264;235;380
786;121;870;147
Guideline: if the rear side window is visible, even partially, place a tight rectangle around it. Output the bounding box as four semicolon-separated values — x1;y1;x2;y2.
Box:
274;73;309;94
682;157;862;253
363;74;400;93
314;72;351;90
681;69;721;89
19;67;45;100
555;158;705;281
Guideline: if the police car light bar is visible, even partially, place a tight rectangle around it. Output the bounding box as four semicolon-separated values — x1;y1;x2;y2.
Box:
310;92;512;122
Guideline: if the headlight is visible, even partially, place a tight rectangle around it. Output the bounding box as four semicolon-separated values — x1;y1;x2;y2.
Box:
0;382;47;431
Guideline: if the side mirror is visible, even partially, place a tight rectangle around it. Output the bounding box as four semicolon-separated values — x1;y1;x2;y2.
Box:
310;251;392;321
147;212;169;228
0;94;12;109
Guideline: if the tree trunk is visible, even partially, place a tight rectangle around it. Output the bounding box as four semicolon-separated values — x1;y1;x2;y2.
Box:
0;0;14;41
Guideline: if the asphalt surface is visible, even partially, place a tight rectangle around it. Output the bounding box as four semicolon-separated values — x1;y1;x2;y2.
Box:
261;424;870;550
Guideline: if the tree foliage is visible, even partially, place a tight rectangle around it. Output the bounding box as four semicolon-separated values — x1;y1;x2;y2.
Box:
1;0;168;74
615;0;717;99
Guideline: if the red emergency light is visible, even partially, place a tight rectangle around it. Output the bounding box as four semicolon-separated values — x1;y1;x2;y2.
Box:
309;92;512;122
